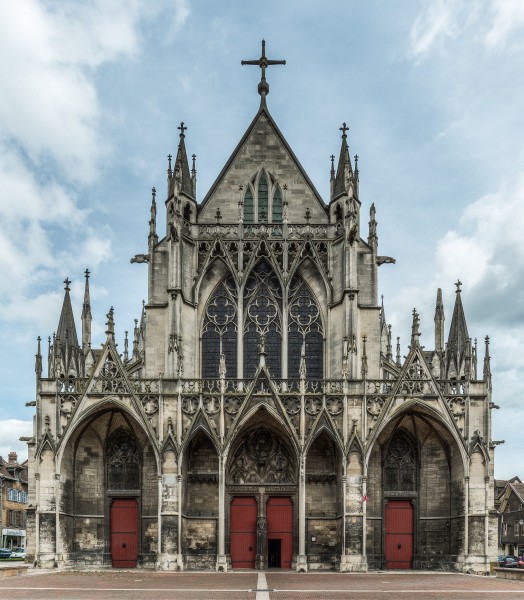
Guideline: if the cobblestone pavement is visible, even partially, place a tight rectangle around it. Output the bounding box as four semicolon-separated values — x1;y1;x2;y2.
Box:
0;570;523;600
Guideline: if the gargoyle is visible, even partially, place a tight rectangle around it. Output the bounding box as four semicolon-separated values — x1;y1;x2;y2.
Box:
130;254;150;264
376;256;396;266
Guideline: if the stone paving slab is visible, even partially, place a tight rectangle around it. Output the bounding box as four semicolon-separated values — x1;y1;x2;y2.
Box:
0;571;523;600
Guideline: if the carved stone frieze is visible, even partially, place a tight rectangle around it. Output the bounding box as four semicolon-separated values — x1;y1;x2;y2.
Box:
326;396;343;416
366;396;385;420
141;395;159;416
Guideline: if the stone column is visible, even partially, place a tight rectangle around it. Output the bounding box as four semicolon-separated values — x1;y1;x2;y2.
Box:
256;489;267;570
296;454;308;572
216;454;228;571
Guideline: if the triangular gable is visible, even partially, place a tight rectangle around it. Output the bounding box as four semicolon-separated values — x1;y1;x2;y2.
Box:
305;409;343;453
367;346;466;449
199;107;327;221
60;341;158;449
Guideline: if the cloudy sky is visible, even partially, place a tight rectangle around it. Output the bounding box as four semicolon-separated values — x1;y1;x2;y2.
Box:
1;0;523;479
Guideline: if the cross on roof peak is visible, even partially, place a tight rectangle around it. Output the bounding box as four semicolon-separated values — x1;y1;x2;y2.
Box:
340;122;349;138
64;277;71;291
241;40;286;101
178;122;187;137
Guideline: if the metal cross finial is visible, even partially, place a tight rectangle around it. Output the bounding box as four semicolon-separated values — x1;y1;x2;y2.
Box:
178;122;187;137
84;269;90;279
64;277;71;291
241;40;286;99
455;279;462;293
340;123;349;138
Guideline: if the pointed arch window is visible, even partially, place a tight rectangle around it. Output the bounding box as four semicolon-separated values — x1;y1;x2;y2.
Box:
243;171;284;224
383;430;417;492
244;260;282;378
272;185;283;223
107;429;140;491
244;189;254;224
202;274;238;378
288;275;324;378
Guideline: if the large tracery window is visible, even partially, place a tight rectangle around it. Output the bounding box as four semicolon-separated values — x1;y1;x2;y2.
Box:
384;430;418;492
288;275;324;378
200;264;325;379
243;170;283;224
107;428;140;491
202;274;238;378
244;260;282;377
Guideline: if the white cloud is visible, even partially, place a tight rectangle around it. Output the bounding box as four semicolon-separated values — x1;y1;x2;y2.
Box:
486;0;524;50
410;0;461;59
0;420;33;463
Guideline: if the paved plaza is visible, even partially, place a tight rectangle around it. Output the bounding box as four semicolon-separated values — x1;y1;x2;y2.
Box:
0;571;524;600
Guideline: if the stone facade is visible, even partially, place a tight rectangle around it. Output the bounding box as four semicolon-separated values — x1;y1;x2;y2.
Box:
26;54;498;572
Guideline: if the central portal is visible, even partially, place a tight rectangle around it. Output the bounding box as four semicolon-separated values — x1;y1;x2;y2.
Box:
230;496;293;569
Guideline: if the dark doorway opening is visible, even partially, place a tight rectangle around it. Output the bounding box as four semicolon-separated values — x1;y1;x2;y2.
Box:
268;538;281;568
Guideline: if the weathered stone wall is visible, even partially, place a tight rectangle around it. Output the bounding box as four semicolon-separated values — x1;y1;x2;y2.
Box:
306;518;339;569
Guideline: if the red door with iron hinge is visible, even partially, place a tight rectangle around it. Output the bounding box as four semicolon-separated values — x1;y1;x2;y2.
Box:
230;497;257;568
267;497;293;569
110;498;138;568
385;499;414;569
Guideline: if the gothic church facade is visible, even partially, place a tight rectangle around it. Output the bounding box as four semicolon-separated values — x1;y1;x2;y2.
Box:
26;46;497;573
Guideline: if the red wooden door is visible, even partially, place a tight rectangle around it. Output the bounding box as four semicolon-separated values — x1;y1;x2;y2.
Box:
267;497;293;569
385;500;414;569
110;498;138;568
230;497;257;568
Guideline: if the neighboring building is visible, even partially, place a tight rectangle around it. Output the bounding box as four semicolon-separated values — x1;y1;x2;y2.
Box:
0;452;28;549
498;480;524;556
25;43;498;573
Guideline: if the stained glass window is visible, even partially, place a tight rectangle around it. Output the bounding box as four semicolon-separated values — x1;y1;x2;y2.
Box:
383;431;417;492
107;429;140;491
244;260;282;377
272;186;283;223
258;172;268;223
202;274;238;378
244;189;254;223
288;275;324;378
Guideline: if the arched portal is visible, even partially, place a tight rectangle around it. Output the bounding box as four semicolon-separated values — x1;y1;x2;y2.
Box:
226;411;297;569
59;407;157;568
366;407;465;570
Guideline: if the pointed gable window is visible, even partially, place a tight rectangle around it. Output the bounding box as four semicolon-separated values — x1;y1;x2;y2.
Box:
243;171;284;224
258;172;268;222
272;185;283;223
244;189;254;224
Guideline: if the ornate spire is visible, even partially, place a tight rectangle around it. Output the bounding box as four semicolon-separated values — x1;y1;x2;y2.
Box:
368;202;377;250
55;276;81;377
446;280;470;378
332;122;353;200
191;153;197;198
105;307;115;341
299;340;307;379
149;187;158;246
411;308;421;347
434;287;445;352
483;335;491;383
386;324;393;362
396;336;401;366
241;39;286;106
35;336;42;378
173;122;193;198
81;269;92;351
123;330;129;363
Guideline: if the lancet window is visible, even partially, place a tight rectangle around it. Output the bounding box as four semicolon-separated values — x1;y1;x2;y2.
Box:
202;274;238;378
107;428;140;491
243;170;283;224
288;274;324;378
383;430;417;492
244;260;282;377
